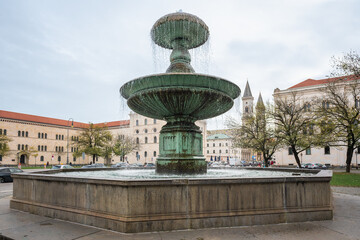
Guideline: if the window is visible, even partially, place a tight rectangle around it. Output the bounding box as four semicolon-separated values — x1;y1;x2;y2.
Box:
145;137;148;144
153;128;157;132
213;150;215;153
219;143;221;147
144;151;147;157
40;156;44;162
41;146;44;151
144;129;148;133
56;146;58;152
62;135;64;140
56;134;58;140
38;133;41;138
226;143;228;147
136;138;139;144
45;133;47;139
304;103;311;112
213;143;215;147
0;155;2;161
0;129;2;135
73;157;76;162
25;131;28;137
136;130;139;134
61;147;64;152
153;151;156;157
18;131;21;137
3;130;6;135
226;150;228;154
324;146;330;155
306;148;311;155
18;144;20;150
245;106;249;113
144;119;147;125
219;150;222;154
207;150;209;154
45;146;47;151
322;101;330;109
288;147;293;155
21;144;24;150
38;145;40;151
58;156;61;162
22;131;24;137
207;143;209;147
41;133;44;139
136;120;139;126
154;119;156;124
154;136;157;143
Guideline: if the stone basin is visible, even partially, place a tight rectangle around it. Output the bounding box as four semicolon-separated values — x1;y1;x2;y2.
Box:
10;168;333;233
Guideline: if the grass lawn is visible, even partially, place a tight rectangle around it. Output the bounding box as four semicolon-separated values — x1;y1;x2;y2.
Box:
331;172;360;187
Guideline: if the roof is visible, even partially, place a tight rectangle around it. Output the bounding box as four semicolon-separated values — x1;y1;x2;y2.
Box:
207;133;231;140
0;110;129;128
242;81;253;98
288;75;359;89
256;93;264;107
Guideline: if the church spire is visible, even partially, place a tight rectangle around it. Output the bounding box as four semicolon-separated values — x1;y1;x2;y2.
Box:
256;93;264;108
243;81;253;98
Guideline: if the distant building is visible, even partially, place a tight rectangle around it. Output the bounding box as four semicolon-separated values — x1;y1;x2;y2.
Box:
205;133;240;162
0;110;206;166
273;75;360;167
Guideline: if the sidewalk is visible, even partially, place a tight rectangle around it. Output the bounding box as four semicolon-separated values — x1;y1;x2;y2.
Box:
0;188;359;240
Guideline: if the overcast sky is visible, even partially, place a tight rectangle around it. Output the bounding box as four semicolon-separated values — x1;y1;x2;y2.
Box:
1;0;359;130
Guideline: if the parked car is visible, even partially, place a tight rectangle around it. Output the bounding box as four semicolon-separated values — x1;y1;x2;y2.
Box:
0;167;23;183
144;163;155;168
301;163;313;168
81;163;106;169
308;163;327;169
51;165;74;170
111;162;129;168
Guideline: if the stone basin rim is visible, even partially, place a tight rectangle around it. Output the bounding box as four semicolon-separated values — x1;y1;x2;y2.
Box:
120;72;241;100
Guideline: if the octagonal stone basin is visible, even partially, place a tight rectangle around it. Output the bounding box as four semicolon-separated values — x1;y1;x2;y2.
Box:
10;168;333;233
120;73;240;120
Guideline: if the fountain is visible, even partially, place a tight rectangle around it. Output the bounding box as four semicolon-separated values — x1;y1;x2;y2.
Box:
120;12;240;174
10;12;333;233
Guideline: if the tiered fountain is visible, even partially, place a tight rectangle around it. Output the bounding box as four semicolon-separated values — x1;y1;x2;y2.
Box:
10;11;333;233
120;12;240;174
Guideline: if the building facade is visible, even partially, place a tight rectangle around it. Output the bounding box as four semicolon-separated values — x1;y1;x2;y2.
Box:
205;132;241;163
0;110;207;166
273;75;360;167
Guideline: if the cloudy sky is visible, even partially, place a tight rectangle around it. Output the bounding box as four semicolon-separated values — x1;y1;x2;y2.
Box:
1;0;359;129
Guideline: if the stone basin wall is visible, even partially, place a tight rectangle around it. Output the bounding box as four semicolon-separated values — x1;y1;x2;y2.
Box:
10;169;333;233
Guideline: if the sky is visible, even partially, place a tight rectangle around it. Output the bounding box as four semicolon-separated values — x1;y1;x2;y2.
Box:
1;0;360;130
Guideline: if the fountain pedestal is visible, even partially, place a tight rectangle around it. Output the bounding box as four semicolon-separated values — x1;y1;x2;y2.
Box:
157;117;206;174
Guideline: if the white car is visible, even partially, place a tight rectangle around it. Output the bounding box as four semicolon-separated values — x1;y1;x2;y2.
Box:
51;165;74;170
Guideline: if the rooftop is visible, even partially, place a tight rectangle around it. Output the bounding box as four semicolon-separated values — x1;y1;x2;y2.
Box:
207;133;231;140
0;110;129;128
288;75;359;89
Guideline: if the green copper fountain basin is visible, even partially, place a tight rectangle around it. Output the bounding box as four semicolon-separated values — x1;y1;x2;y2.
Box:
120;73;240;120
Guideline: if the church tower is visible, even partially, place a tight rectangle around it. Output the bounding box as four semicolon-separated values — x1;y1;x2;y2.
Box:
242;81;254;120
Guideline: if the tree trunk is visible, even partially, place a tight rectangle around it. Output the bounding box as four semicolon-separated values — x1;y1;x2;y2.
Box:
92;155;96;164
263;153;269;167
292;146;301;168
346;146;354;173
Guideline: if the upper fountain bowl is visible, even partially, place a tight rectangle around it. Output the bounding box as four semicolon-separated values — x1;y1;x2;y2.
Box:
151;12;209;49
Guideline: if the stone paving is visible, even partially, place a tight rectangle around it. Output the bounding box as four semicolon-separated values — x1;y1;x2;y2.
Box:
0;183;359;240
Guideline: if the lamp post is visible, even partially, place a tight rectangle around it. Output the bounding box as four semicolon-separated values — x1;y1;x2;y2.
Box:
300;153;303;165
67;118;74;165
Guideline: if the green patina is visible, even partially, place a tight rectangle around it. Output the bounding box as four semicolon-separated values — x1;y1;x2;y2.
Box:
120;12;241;174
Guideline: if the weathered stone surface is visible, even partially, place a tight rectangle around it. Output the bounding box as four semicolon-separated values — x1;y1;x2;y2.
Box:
10;169;333;233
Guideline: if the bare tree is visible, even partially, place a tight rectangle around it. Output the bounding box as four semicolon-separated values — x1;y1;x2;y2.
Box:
228;101;282;167
271;92;319;168
113;135;139;162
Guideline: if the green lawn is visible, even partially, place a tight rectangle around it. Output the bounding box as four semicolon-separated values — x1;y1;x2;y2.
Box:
331;172;360;187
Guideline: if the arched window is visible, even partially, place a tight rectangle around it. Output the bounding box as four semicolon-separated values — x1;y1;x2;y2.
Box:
245;106;249;113
154;136;157;143
62;135;64;140
153;119;156;124
144;119;147;125
153;151;156;157
144;129;148;133
136;138;139;144
25;131;28;137
136;152;139;160
136;120;139;126
73;156;76;162
58;156;61;162
136;130;139;134
22;131;24;137
40;156;44;162
41;133;44;139
219;150;222;154
153;128;157;132
41;146;44;151
219;143;222;147
18;144;20;150
38;133;41;138
3;129;6;135
145;137;148;144
56;134;58;140
213;143;215;147
21;144;24;150
45;146;47;151
56;146;58;152
38;145;40;151
144;151;147;157
18;131;21;137
25;145;28;150
45;133;47;139
61;147;64;152
324;146;330;155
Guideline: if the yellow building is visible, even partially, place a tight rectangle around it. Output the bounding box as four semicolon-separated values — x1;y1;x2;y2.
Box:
0;110;207;166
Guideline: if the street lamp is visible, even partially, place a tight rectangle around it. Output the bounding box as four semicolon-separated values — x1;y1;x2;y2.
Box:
67;118;74;165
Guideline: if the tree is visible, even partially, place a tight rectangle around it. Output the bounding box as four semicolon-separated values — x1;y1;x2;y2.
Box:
113;135;139;162
228;99;281;167
0;134;11;157
271;92;319;168
73;123;112;164
317;51;360;172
